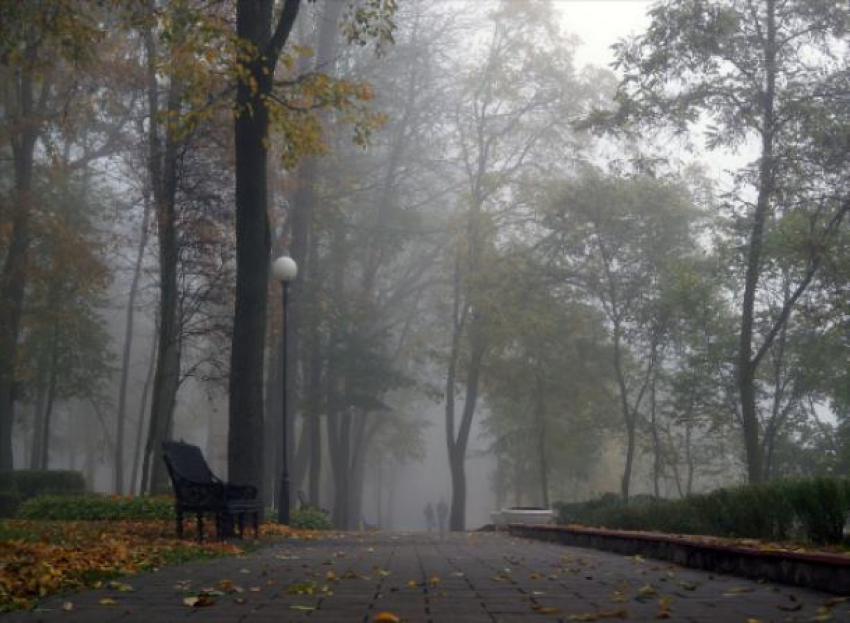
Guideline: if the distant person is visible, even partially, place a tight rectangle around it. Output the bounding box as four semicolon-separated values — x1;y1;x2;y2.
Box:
437;498;448;532
424;502;435;532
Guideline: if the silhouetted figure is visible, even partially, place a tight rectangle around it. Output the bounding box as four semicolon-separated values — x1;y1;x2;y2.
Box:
437;498;448;533
424;502;435;532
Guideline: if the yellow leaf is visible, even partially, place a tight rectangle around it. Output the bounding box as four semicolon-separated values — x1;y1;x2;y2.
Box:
374;612;402;623
99;598;117;605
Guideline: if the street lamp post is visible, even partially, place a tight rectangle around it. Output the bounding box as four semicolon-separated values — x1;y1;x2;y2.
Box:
272;255;297;524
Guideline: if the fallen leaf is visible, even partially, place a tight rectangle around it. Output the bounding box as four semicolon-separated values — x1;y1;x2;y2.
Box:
532;605;559;614
656;595;671;619
568;609;629;621
183;595;215;608
290;605;316;612
374;612;402;623
778;603;803;612
62;601;74;612
99;598;118;606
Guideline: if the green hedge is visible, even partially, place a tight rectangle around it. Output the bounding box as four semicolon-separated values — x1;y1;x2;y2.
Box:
17;494;176;521
0;470;18;518
289;506;333;530
0;470;87;501
555;477;850;545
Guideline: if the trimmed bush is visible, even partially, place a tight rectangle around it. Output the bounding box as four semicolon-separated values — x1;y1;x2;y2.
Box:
11;470;86;501
554;477;850;545
289;507;333;530
0;471;18;518
17;494;176;521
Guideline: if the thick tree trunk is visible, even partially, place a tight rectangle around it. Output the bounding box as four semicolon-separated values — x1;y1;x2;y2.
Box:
114;193;152;493
0;64;38;470
229;0;300;501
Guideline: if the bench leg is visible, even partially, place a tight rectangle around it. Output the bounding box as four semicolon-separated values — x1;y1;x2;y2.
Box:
197;513;204;542
253;511;259;539
177;509;184;540
238;512;245;538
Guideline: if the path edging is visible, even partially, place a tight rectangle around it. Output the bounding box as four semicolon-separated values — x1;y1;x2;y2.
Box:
508;523;850;595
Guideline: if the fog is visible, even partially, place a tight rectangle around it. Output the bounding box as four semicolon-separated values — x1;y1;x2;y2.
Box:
2;0;849;531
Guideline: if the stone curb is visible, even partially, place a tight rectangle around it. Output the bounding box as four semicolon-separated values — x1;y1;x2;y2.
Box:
508;523;850;595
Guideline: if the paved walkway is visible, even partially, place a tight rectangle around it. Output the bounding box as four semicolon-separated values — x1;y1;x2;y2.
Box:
4;532;847;622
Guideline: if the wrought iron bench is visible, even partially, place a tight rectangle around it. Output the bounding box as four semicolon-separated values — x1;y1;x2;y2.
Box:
162;440;260;541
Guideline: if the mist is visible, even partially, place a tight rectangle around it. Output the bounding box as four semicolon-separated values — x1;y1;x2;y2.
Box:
2;0;849;535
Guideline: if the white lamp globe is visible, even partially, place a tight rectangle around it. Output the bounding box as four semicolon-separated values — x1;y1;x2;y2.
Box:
272;256;298;283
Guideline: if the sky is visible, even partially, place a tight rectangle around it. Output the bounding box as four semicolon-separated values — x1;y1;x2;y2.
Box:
555;0;653;70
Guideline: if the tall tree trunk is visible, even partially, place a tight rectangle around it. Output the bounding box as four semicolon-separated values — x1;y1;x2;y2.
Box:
39;341;59;470
449;331;485;531
685;420;694;496
612;320;635;501
263;334;281;505
141;21;182;495
229;0;300;500
286;0;343;510
115;192;152;493
29;371;47;469
131;326;157;495
0;63;39;470
737;0;776;485
534;375;549;508
650;374;661;498
305;269;323;505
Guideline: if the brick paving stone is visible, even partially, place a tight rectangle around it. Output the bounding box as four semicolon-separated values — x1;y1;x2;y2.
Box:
3;532;850;622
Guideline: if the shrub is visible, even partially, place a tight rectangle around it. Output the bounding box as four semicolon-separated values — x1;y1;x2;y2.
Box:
554;477;850;545
288;506;333;530
0;492;19;518
0;471;18;518
12;470;86;501
17;495;175;521
785;477;849;545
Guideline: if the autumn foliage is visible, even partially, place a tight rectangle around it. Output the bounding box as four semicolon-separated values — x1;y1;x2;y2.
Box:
0;518;310;611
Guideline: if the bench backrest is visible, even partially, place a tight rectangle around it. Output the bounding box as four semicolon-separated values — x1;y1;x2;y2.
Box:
162;440;217;485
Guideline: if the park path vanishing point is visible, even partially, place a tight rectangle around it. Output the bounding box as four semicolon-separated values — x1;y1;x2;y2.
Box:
3;532;846;622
